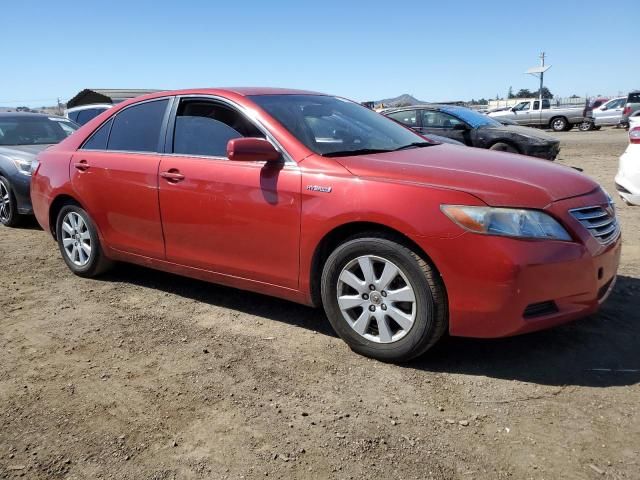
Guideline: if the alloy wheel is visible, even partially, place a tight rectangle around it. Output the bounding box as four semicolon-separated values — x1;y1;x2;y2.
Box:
336;255;417;343
0;182;11;223
61;211;92;267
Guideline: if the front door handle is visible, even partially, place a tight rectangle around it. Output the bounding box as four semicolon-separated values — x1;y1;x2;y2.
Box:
74;160;90;171
160;170;185;182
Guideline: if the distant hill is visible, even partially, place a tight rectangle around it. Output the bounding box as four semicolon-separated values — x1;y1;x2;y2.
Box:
374;94;426;107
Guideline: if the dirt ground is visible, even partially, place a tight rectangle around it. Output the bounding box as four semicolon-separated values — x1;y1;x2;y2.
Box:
1;128;638;480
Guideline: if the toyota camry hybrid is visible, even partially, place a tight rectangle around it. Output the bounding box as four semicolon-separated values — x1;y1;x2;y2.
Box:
31;88;621;362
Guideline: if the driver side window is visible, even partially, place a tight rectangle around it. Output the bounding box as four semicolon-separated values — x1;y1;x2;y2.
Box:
514;102;530;111
172;100;264;158
421;110;463;128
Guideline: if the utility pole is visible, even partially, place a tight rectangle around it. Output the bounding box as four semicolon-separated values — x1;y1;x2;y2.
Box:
539;52;545;103
525;53;551;105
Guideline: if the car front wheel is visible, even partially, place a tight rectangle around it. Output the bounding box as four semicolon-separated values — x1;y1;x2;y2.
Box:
0;176;21;227
321;235;448;362
56;204;112;277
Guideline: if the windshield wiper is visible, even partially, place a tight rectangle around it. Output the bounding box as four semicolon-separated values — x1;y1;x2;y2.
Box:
323;148;394;157
393;142;434;151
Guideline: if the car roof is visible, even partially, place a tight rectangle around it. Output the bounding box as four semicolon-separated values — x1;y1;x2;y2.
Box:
382;104;472;113
140;87;326;99
65;104;113;112
0;112;68;120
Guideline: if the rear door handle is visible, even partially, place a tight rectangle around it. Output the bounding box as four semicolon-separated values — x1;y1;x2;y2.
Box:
160;170;185;182
74;160;90;171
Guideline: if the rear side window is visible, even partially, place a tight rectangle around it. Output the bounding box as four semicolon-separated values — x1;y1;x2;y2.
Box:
67;111;80;122
628;92;640;104
82;118;113;150
107;99;169;152
386;110;417;127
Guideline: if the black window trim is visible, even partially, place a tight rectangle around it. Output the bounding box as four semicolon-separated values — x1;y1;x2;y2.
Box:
163;94;294;164
79;96;174;154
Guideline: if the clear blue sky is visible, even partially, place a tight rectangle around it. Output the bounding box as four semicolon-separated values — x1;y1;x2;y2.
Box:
0;0;636;107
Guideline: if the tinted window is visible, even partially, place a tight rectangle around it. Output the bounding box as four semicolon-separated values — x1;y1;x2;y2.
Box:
107;99;168;152
82;118;113;150
628;92;640;104
386;110;417;127
0;116;78;146
172;100;263;157
76;108;108;125
68;111;80;122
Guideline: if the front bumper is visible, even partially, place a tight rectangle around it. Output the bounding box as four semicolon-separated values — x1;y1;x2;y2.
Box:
615;146;640;206
414;190;621;338
526;142;560;161
9;172;33;214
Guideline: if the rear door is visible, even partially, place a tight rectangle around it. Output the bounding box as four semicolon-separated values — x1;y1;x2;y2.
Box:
157;97;301;289
70;98;171;258
418;110;469;144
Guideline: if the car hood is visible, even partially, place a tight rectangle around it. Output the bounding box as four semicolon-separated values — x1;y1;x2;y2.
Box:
334;144;599;208
0;144;51;160
480;124;558;143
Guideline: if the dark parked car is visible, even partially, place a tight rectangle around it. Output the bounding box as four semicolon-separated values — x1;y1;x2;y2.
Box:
383;105;560;160
0;113;78;226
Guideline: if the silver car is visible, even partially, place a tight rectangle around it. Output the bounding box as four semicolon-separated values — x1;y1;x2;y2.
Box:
593;97;626;127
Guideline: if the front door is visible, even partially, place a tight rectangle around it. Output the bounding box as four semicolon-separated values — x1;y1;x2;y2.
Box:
418;110;469;144
70;99;170;258
158;98;301;289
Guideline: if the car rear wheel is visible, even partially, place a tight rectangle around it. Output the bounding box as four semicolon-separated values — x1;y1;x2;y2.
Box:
550;117;568;132
320;235;447;362
489;142;519;154
0;176;21;227
56;204;112;277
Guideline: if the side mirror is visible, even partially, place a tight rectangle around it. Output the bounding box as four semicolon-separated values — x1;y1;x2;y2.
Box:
227;138;281;162
511;107;517;112
600;106;608;111
453;123;468;131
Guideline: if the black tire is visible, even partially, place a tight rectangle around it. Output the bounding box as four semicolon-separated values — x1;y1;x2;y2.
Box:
578;121;593;132
489;142;519;154
550;117;568;132
0;176;22;227
56;204;112;277
594;126;602;131
320;234;448;362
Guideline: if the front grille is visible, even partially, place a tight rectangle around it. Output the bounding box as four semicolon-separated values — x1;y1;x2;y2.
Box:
523;301;559;319
569;205;619;245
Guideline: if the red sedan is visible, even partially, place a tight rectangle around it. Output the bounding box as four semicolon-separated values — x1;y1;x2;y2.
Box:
31;88;621;361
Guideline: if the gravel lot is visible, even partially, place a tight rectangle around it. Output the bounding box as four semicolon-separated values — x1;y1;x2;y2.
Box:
1;128;638;480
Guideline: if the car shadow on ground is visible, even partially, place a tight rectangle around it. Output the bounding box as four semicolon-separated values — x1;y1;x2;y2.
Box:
100;263;336;337
410;275;640;388
104;265;640;388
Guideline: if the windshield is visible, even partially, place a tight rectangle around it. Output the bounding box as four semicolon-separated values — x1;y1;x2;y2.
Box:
441;107;502;128
0;116;79;146
249;94;432;156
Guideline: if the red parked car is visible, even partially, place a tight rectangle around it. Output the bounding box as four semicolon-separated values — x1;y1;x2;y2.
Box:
31;88;621;362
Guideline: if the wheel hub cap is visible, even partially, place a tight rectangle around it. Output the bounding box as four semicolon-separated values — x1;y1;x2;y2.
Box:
336;255;417;344
61;212;92;267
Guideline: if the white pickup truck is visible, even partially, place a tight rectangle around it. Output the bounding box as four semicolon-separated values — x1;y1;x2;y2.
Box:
488;99;585;132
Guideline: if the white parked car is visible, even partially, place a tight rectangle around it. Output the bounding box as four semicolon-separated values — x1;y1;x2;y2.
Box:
593;97;626;127
615;115;640;206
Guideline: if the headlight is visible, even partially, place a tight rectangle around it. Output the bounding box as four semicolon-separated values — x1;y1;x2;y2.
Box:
12;158;33;176
441;205;572;241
